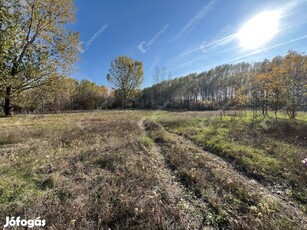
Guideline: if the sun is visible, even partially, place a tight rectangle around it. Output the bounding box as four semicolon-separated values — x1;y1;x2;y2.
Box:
237;11;281;50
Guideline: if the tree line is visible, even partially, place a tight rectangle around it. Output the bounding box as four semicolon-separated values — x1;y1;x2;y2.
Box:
4;51;306;120
1;1;306;119
139;51;307;119
14;78;111;112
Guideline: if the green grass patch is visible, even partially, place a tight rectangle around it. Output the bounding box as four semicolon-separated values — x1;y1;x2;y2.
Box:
157;111;307;213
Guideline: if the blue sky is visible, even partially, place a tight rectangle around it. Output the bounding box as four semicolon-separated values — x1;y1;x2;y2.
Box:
72;0;307;88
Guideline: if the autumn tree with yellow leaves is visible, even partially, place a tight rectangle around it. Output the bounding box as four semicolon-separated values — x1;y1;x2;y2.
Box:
0;0;79;115
250;51;307;119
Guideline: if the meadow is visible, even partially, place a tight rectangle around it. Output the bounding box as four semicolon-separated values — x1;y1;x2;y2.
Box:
0;110;306;229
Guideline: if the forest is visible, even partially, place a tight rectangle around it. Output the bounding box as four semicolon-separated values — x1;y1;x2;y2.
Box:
0;1;306;118
140;51;307;119
3;51;306;121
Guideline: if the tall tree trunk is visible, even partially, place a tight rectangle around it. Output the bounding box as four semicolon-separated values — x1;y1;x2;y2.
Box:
4;86;12;116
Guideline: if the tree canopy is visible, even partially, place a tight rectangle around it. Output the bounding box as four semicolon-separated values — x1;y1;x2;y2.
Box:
107;56;143;108
0;0;79;115
139;51;306;119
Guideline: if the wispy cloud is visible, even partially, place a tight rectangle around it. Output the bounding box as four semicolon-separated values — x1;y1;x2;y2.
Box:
164;0;307;79
224;34;307;64
168;34;307;74
176;0;304;58
169;0;217;43
179;33;236;57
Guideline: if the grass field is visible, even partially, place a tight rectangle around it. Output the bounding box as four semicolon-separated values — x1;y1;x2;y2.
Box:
0;110;306;229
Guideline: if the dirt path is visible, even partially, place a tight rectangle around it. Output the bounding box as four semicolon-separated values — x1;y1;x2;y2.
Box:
167;126;307;227
139;119;212;229
147;144;211;229
141;119;307;229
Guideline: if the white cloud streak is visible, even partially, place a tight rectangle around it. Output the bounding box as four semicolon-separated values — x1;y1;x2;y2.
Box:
224;34;307;64
169;0;217;43
179;33;236;57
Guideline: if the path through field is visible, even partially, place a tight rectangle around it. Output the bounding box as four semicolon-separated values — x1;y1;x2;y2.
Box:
142;118;307;229
0;111;306;229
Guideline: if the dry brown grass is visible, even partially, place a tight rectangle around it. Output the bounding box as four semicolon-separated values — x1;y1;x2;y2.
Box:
144;119;307;229
1;111;306;229
0;111;187;229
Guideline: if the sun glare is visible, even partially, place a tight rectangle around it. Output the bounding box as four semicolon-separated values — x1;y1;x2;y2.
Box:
237;11;281;50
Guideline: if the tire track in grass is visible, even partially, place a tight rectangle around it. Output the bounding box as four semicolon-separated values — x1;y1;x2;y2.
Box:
166;128;307;224
144;119;307;229
140;119;210;230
